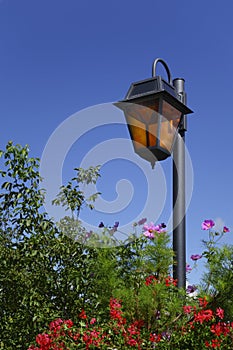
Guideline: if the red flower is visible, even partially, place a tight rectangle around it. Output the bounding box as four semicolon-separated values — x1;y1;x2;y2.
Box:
198;296;208;308
90;317;96;325
127;338;138;346
72;332;81;341
49;318;63;331
165;276;177;287
194;309;213;324
211;322;230;336
210;323;222;337
79;309;87;319
83;331;92;345
145;275;157;286
36;333;51;347
183;305;192;314
150;333;161;343
215;307;224;319
205;338;221;348
109;298;123;321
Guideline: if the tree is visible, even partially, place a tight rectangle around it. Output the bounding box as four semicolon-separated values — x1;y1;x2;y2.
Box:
0;142;100;349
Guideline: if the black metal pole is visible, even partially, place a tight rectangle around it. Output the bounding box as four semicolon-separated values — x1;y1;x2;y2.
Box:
172;78;187;289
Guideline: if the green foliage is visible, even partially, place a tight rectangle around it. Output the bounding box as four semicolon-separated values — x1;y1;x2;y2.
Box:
31;303;233;349
0;141;179;349
0;142;101;349
52;166;101;215
1;141;233;349
112;233;181;332
202;243;233;320
0;141;47;242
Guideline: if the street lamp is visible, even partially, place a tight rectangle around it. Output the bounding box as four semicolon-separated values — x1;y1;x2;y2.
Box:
115;58;193;288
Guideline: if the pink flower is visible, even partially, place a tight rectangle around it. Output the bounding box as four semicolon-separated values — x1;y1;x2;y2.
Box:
143;222;156;238
190;254;202;261
85;230;93;238
186;285;197;294
154;223;166;233
143;222;166;238
111;221;119;233
138;218;147;225
201;219;215;230
186;264;192;272
144;231;155;239
223;226;230;233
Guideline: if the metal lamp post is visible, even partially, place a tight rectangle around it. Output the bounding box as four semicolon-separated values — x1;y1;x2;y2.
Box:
115;58;193;288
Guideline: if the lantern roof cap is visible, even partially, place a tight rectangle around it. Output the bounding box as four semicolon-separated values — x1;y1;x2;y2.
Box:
119;76;193;115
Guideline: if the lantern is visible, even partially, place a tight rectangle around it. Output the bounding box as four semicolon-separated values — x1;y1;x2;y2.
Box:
115;61;193;168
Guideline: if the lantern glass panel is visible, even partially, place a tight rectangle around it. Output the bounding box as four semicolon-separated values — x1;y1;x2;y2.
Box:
160;101;182;152
162;100;182;120
126;115;147;150
123;103;160;152
125;99;159;124
147;118;158;147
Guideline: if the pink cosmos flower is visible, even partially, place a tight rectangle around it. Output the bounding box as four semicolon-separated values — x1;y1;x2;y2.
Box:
143;222;157;238
201;219;215;230
223;226;230;233
155;223;166;233
85;230;93;239
138;218;147;225
186;264;192;272
186;285;197;294
190;254;202;261
143;222;166;238
144;230;155;239
111;221;119;232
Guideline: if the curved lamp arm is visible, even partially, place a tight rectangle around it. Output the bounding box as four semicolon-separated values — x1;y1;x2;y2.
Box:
152;58;172;85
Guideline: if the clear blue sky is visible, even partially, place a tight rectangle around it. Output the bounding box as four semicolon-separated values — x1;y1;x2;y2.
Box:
1;0;233;284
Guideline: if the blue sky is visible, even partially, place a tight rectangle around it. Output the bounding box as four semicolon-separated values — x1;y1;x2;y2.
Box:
1;0;233;284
